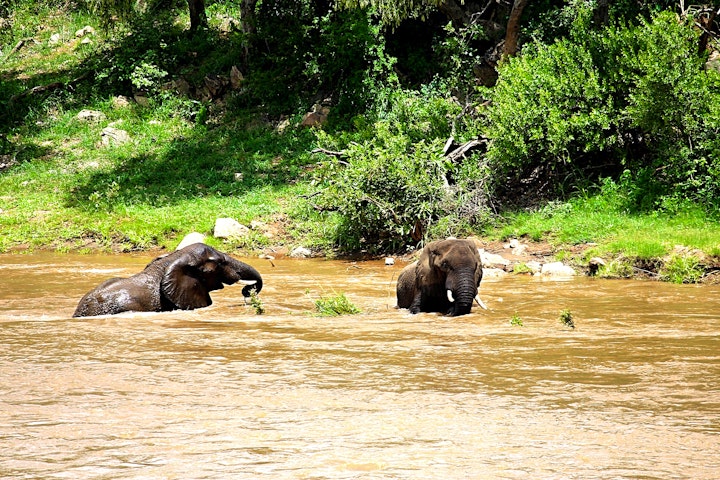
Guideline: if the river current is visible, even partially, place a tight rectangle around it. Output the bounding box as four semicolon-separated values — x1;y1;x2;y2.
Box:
1;252;718;479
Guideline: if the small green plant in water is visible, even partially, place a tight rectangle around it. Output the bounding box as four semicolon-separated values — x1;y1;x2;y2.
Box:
314;292;361;316
510;313;524;327
559;309;575;329
513;263;534;275
249;288;264;314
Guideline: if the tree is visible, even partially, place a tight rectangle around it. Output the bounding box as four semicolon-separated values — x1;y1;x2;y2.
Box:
501;0;528;58
90;0;208;33
187;0;207;32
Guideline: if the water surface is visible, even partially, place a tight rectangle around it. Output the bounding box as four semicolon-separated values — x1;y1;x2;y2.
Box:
1;252;718;478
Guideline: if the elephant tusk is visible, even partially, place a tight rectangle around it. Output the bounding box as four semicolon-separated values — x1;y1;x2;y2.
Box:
238;279;257;286
474;294;488;310
447;289;455;303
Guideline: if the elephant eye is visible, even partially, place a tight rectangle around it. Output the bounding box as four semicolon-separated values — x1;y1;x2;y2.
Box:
441;260;451;270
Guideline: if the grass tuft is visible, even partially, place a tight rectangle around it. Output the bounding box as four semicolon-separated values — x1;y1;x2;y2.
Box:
313;292;361;316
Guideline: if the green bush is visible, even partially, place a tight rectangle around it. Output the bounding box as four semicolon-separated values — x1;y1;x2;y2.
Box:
484;8;720;210
313;292;361;316
312;89;490;251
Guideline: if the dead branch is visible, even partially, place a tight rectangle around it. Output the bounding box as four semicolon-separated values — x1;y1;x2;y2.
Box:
444;138;487;163
311;147;349;165
8;71;90;104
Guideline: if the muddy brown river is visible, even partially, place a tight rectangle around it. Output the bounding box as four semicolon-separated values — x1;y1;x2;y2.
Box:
1;252;718;479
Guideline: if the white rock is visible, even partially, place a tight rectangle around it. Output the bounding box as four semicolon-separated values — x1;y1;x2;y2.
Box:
540;262;576;277
525;261;542;274
112;95;133;108
384;257;395;266
482;268;508;278
75;26;95;37
479;249;510;268
290;246;312;258
49;33;61;45
76;109;106;123
213;218;250;239
101;127;130;145
176;232;206;250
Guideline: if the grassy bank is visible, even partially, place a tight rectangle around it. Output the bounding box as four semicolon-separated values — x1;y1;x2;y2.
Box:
2;5;719;284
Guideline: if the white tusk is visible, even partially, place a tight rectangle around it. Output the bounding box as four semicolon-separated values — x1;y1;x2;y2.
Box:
447;290;455;303
239;279;257;286
474;294;488;310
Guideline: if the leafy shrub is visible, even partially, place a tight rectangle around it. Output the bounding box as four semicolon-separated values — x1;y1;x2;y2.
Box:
314;292;361;316
484;33;615;186
660;254;704;284
244;5;397;119
312;89;491;251
559;309;575;329
484;8;720;210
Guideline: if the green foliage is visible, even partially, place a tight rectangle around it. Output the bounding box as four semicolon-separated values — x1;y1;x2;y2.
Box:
312;88;490;251
510;313;523;327
596;258;635;279
313;292;361;316
559;309;575;329
242;5;398;119
485;9;720;210
249;288;265;314
660;254;704;284
335;0;443;27
485;32;615;184
512;263;534;275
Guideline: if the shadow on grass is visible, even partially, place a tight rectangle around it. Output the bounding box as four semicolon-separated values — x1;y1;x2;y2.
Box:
64;121;318;209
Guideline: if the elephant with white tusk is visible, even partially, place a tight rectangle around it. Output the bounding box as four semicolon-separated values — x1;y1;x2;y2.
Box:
396;238;487;316
73;243;263;317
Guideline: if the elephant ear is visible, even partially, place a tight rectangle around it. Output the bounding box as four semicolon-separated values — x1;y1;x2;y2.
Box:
160;247;217;310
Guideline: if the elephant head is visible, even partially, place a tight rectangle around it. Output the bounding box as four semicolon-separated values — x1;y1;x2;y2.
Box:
396;238;486;316
73;243;263;317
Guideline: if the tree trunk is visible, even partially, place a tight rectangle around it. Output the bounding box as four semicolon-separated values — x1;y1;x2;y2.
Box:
240;0;257;36
501;0;528;59
698;6;718;54
438;0;469;28
187;0;207;33
593;0;609;28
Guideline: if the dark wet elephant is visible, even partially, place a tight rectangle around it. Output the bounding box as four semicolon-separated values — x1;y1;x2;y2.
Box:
73;243;263;317
396;238;486;316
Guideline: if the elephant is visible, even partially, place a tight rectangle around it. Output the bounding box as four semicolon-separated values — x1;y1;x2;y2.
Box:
396;238;487;316
73;243;263;317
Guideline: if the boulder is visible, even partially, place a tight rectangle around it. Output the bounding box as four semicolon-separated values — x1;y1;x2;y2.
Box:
111;95;133;108
482;268;508;278
76;109;106;123
176;232;206;250
540;262;576;277
230;66;244;90
290;246;312;258
213;218;250;239
478;249;511;269
300;103;330;128
75;26;95;37
101;127;130;145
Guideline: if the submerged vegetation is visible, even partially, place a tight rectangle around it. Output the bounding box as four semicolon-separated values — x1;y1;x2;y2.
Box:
313;292;361;317
1;1;719;282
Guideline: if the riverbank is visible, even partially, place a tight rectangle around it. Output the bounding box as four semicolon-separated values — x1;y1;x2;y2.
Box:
2;5;719;284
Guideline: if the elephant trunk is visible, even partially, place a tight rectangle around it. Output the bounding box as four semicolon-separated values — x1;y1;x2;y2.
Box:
445;269;478;316
238;264;263;297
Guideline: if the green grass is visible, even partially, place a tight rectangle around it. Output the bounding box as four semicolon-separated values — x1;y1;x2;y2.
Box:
495;196;720;261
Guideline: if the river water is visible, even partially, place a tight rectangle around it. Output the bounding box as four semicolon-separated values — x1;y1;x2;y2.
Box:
1;252;718;479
